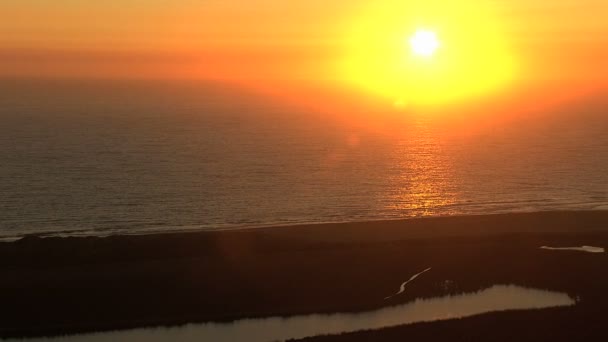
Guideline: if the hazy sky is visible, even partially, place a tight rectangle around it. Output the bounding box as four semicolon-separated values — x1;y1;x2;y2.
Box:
1;0;607;102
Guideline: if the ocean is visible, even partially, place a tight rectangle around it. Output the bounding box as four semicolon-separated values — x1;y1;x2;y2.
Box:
1;79;607;240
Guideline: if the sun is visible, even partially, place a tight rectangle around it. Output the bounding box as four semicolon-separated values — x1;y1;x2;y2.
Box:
410;29;440;57
340;0;517;107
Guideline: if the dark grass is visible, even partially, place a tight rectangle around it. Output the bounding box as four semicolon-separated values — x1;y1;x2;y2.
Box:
1;211;607;339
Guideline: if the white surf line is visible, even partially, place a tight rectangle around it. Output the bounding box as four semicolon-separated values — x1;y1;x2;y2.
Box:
384;267;432;300
540;246;605;253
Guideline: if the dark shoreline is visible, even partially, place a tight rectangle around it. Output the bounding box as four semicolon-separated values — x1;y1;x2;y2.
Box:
7;209;608;243
2;210;608;339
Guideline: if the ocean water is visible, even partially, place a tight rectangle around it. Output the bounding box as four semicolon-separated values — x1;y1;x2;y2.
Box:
1;79;607;240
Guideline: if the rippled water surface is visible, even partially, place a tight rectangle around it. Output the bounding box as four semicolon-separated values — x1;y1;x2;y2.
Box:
1;80;608;239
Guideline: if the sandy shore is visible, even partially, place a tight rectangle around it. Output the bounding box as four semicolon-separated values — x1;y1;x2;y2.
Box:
1;211;608;340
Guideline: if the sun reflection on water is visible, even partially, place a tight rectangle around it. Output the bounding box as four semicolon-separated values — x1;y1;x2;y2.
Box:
386;119;459;216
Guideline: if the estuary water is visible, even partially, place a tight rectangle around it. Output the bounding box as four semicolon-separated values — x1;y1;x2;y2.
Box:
1;79;608;240
5;285;576;342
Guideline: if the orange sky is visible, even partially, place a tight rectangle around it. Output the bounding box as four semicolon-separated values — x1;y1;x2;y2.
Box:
1;1;607;104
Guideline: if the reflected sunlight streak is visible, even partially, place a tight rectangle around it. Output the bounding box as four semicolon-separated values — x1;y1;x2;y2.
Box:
386;121;458;215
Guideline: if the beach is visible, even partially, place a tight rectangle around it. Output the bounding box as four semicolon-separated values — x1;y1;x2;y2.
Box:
2;211;608;340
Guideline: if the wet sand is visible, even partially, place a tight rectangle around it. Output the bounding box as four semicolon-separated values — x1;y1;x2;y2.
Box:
1;211;608;340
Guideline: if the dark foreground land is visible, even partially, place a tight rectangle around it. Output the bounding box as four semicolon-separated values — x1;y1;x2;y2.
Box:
1;211;608;340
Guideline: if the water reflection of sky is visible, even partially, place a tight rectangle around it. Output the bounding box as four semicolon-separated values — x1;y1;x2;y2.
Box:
9;285;575;342
541;245;605;253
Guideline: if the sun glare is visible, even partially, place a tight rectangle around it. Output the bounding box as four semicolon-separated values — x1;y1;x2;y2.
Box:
410;30;440;57
341;0;517;107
